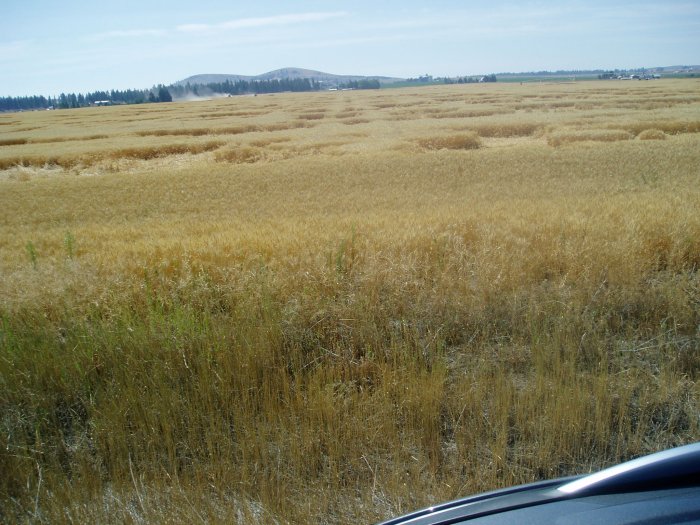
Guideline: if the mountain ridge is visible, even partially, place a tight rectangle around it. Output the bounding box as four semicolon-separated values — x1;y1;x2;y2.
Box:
176;67;403;86
176;64;700;87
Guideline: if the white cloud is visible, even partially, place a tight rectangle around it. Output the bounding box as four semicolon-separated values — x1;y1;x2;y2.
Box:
176;11;348;34
175;24;211;33
88;29;167;41
282;34;411;50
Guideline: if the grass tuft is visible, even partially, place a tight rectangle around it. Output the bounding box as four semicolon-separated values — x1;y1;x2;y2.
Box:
214;145;263;163
470;122;541;138
0;138;29;146
106;141;224;161
417;132;482;150
637;129;667;140
547;129;633;147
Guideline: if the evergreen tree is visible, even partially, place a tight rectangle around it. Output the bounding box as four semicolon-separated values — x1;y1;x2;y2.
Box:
157;86;172;102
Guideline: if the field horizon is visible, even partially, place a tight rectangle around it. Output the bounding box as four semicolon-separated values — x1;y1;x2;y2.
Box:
1;79;699;524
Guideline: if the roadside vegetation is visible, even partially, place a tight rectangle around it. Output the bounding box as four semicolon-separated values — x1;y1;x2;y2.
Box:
1;80;699;524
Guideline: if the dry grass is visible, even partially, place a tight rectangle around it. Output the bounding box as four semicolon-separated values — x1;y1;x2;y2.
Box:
614;120;700;136
470;122;542;137
417;132;482;150
214;145;264;163
638;129;667;140
145;120;312;137
0;138;29;146
298;112;326;120
27;134;109;144
1;80;699;524
342;117;370;125
547;129;633;147
0;141;224;170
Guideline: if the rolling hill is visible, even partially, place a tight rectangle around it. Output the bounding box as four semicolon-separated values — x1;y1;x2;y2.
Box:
176;67;403;87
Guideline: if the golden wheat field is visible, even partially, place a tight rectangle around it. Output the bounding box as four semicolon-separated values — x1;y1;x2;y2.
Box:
1;79;699;524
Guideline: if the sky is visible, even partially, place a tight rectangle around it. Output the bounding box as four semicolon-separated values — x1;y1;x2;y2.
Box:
1;0;698;96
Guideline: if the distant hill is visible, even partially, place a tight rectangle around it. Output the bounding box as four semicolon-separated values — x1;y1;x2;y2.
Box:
176;67;402;87
495;65;700;78
176;65;700;90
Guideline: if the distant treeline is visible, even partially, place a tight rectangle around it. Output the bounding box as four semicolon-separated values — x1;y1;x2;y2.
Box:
0;95;54;112
337;79;381;90
2;73;507;112
170;78;322;98
446;75;497;84
391;74;497;87
0;78;322;112
0;86;172;112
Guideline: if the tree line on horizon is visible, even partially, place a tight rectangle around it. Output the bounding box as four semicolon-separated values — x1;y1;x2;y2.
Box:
337;79;381;90
0;86;172;112
169;77;323;98
1;73;488;112
0;78;327;112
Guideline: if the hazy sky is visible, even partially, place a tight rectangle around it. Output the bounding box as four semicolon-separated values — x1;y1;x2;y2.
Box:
1;0;698;96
